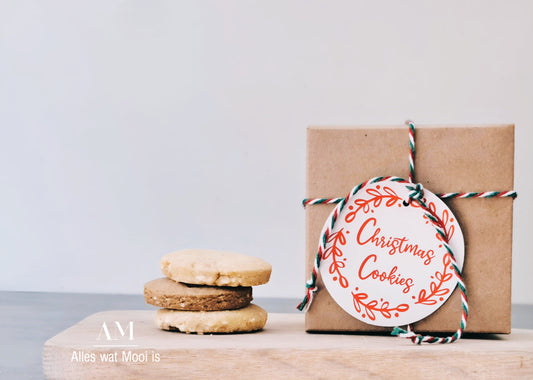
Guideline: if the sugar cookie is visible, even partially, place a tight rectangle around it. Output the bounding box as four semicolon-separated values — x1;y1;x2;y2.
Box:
155;304;268;334
160;249;272;287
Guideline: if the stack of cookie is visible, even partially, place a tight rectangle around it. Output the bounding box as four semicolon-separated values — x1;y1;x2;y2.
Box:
144;249;272;334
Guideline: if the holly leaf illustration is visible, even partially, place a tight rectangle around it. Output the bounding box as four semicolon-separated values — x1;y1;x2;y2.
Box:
433;288;450;297
397;304;409;312
383;187;397;196
448;225;455;240
338;276;349;289
386;197;398;207
366;188;381;197
352;292;368;313
380;302;391;318
365;301;377;320
441;209;449;226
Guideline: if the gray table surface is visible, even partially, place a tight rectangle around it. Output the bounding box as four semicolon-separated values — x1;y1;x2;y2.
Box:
1;291;532;380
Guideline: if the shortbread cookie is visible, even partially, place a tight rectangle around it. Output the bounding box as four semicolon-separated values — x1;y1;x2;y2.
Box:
144;278;252;311
160;249;272;287
155;304;268;334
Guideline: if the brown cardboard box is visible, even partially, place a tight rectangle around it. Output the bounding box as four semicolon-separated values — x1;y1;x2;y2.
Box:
305;125;514;333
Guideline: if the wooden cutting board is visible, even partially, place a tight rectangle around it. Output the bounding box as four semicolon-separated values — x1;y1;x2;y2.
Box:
43;310;533;379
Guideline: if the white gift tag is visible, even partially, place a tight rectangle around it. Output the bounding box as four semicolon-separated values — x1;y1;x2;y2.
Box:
319;179;464;327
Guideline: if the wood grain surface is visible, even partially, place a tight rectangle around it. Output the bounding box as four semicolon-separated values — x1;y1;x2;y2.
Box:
43;310;533;379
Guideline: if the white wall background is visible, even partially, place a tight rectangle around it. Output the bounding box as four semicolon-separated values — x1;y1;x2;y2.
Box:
1;1;532;302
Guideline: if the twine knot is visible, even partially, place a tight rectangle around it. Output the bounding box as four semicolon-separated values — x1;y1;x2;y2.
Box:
391;325;422;344
407;183;424;203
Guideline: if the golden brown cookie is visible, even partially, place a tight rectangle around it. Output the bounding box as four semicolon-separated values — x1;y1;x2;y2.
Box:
144;278;252;311
155;304;268;334
160;249;272;287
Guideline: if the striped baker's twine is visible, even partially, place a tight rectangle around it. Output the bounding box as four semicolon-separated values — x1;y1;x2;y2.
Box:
408;120;416;183
303;190;517;207
438;191;517;199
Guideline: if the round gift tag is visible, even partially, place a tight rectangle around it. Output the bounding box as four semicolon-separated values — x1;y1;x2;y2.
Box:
319;178;464;327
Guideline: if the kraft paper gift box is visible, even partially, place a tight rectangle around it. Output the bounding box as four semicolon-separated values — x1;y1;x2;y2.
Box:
305;124;514;333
